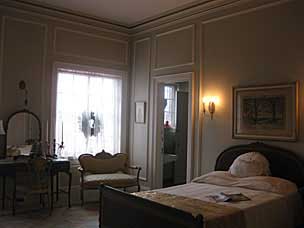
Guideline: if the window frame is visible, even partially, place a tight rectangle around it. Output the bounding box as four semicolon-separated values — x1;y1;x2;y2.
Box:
164;85;177;129
51;62;128;159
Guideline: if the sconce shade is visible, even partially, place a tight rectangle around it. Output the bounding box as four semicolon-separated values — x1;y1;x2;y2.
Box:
209;102;216;120
202;96;219;120
0;120;5;135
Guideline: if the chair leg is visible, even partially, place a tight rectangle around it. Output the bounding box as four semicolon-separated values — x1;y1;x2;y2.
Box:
80;186;84;207
42;194;45;208
68;172;72;208
12;175;16;216
137;184;140;192
2;176;6;210
47;192;52;216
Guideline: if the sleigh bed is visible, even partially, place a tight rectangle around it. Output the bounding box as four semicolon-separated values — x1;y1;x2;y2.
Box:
99;142;304;228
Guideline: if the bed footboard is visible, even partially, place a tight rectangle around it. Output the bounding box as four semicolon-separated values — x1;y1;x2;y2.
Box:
99;185;204;228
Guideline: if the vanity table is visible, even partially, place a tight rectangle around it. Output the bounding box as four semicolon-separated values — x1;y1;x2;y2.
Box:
0;109;72;215
0;158;71;215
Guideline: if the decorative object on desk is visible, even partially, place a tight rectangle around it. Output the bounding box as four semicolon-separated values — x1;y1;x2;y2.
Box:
52;138;64;158
51;138;58;158
19;80;28;107
135;101;145;123
233;82;299;141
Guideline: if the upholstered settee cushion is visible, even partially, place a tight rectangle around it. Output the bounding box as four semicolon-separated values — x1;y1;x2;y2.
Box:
79;153;128;174
229;152;271;177
83;173;137;188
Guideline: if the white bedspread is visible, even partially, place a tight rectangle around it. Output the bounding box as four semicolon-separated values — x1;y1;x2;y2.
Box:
156;173;303;228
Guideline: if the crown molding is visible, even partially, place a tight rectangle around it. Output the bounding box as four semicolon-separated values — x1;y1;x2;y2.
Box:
0;0;131;35
130;0;294;35
0;0;294;36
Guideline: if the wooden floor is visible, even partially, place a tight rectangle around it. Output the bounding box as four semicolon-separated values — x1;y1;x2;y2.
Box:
0;204;98;228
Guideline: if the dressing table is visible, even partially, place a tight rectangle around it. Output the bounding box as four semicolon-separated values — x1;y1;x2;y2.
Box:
0;109;72;215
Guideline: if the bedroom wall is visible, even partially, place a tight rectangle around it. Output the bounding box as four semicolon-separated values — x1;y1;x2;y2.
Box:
130;0;304;188
0;2;129;201
0;0;303;194
0;4;129;124
201;0;304;174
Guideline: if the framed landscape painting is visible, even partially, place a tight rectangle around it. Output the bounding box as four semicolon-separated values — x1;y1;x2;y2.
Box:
233;82;299;141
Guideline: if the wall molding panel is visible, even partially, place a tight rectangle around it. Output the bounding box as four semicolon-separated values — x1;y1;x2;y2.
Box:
54;27;129;66
130;37;152;182
153;24;195;71
0;16;47;119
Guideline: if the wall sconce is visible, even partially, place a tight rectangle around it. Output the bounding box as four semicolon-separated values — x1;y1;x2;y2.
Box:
202;96;219;120
19;80;28;107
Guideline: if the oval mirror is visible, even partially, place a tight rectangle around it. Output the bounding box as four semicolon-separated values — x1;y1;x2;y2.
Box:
6;110;41;157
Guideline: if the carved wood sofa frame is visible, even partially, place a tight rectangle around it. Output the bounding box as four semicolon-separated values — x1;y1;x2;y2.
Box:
78;150;141;206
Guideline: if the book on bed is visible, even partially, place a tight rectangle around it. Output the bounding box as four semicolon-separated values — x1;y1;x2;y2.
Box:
208;192;250;202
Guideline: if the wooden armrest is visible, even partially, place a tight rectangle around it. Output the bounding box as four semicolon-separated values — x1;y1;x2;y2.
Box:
128;165;142;182
78;167;84;173
128;165;141;170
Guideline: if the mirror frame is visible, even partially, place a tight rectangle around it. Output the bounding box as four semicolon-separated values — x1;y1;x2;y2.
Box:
4;109;42;158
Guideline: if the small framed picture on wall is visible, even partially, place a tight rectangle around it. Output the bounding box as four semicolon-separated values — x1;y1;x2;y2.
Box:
135;101;146;124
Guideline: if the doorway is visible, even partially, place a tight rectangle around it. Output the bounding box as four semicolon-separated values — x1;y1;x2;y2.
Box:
151;72;193;189
163;82;189;187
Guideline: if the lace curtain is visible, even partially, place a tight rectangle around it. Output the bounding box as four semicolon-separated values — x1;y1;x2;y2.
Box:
55;69;122;158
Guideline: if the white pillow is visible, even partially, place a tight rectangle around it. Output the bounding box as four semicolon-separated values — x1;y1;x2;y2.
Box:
229;152;271;177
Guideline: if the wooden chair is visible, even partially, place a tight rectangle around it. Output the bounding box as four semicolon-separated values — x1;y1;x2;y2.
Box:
78;150;141;206
13;156;52;215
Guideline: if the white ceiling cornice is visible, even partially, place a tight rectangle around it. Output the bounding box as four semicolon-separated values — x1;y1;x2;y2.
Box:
130;0;293;35
0;0;293;36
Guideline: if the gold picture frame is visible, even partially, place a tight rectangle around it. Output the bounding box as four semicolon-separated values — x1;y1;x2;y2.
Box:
233;82;299;141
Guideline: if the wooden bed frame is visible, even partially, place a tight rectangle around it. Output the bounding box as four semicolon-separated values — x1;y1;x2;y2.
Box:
99;142;304;228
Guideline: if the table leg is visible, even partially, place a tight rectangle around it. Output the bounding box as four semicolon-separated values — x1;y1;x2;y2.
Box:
99;186;102;228
56;173;59;201
68;172;72;208
12;175;16;216
51;174;54;210
2;176;5;210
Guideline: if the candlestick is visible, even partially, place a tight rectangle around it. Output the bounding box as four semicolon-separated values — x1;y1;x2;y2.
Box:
46;120;49;142
61;122;64;143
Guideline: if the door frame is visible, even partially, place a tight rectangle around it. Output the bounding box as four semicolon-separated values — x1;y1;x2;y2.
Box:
150;72;194;189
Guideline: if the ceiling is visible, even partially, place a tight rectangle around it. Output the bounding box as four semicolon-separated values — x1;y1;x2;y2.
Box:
24;0;209;27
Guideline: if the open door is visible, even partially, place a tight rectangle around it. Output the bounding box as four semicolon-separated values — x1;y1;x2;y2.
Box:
152;73;193;190
156;82;190;188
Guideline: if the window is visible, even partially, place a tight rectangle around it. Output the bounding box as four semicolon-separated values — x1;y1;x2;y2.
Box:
164;85;176;128
55;68;122;158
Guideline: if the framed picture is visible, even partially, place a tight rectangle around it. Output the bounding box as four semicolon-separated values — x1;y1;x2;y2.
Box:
135;101;146;123
233;82;299;141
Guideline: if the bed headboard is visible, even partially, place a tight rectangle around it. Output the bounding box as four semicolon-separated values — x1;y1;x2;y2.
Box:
215;142;304;188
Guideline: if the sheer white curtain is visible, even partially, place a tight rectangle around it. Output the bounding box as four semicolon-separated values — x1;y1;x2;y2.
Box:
55;68;122;158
